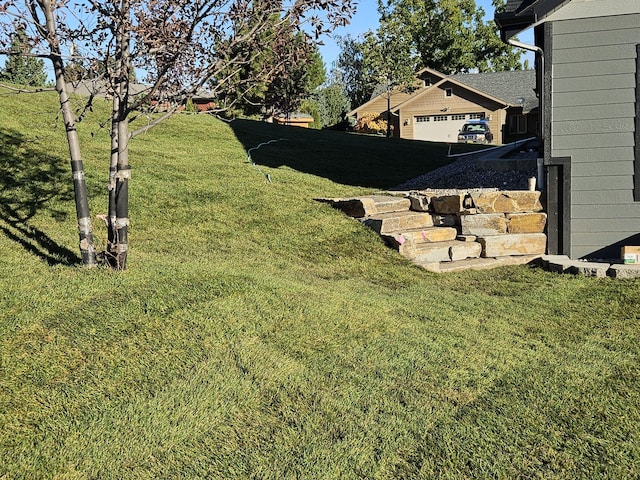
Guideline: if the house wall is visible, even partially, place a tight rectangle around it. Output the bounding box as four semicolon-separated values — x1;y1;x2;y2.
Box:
549;12;640;258
398;84;506;143
504;107;539;144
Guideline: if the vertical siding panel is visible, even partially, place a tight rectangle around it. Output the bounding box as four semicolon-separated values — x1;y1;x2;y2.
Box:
551;13;640;259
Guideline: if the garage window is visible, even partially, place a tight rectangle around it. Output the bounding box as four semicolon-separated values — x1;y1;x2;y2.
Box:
469;113;485;120
433;115;448;121
451;114;466;120
415;116;430;122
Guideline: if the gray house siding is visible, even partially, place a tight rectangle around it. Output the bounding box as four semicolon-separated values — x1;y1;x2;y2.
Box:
549;13;640;259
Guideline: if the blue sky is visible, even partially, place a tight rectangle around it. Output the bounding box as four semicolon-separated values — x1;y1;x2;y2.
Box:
317;0;535;69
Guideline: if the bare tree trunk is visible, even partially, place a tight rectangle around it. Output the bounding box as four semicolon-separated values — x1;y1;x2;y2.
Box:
108;102;118;263
107;0;131;270
42;2;97;266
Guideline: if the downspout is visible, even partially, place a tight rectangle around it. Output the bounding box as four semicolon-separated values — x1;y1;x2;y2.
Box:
508;38;545;190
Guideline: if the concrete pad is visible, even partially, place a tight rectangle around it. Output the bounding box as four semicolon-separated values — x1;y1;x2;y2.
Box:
539;255;571;269
607;264;640;279
546;258;576;274
565;261;610;278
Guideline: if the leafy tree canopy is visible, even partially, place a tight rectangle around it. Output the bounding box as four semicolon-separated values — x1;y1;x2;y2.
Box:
265;36;326;117
336;15;419;115
378;0;522;74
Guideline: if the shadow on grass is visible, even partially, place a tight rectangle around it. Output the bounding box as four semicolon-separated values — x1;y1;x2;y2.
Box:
0;128;79;266
229;118;460;189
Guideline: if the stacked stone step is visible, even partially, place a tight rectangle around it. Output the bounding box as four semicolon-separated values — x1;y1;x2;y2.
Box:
325;190;547;273
407;189;547;261
328;195;479;265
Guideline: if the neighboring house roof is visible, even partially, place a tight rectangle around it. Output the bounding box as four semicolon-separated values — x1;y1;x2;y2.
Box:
452;69;537;113
347;89;418;117
394;76;510;113
415;67;448;81
348;67;447;117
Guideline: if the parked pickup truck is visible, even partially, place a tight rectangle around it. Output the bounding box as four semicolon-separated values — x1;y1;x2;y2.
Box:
457;120;494;144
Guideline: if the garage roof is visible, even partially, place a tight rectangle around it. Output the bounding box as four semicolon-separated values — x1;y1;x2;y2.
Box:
452;69;537;113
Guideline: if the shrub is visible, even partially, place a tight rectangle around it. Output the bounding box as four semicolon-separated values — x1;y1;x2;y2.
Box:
353;112;391;135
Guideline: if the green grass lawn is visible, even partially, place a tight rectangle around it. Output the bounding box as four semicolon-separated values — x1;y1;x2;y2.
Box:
1;89;639;479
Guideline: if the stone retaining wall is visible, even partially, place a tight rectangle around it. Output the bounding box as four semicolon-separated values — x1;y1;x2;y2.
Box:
324;189;547;273
321;190;640;277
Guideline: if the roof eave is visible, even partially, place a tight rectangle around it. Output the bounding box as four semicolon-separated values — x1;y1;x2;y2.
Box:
494;0;570;40
494;12;537;41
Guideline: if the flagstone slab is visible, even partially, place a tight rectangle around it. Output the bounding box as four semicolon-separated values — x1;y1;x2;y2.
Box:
507;213;547;233
364;211;435;234
478;233;547;257
460;213;507;236
469;191;543;213
329;195;411;217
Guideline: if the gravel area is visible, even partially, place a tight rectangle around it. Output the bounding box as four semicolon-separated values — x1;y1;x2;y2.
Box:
393;140;540;191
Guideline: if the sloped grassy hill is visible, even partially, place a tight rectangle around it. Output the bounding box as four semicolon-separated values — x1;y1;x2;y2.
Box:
1;90;639;479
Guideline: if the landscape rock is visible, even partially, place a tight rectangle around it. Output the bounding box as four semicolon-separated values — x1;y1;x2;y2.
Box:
383;227;458;247
507;213;547;233
432;214;457;227
326;189;551;273
469;191;543;214
430;194;467;214
331;195;411;217
364;211;434;234
449;241;483;261
408;194;431;212
406;241;456;263
565;261;610;278
457;235;477;242
478;233;547;257
460;213;507;236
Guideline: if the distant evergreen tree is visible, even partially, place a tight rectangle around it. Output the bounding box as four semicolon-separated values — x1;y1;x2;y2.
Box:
312;70;351;128
1;24;47;86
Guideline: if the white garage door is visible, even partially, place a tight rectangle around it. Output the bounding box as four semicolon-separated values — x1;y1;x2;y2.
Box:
413;114;477;143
